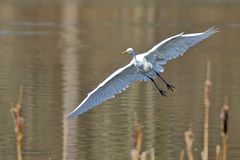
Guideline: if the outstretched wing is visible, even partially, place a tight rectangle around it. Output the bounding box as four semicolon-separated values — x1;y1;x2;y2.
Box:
67;62;146;119
144;27;218;64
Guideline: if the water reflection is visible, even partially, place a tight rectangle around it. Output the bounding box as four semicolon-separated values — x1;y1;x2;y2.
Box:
0;0;240;160
60;1;82;160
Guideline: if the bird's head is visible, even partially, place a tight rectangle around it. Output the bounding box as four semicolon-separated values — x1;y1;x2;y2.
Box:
121;48;136;57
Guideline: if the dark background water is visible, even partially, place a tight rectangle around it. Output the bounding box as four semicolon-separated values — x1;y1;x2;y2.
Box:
0;0;240;160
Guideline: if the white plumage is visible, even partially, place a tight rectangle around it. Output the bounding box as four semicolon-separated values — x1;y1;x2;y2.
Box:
68;27;218;119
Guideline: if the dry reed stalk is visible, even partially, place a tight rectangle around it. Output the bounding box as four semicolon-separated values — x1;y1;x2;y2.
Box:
131;123;155;160
140;151;146;160
203;61;211;160
131;123;142;160
179;149;184;160
222;137;228;160
11;86;23;160
184;128;194;160
215;145;220;160
135;124;143;154
221;97;229;160
140;148;155;160
131;149;139;160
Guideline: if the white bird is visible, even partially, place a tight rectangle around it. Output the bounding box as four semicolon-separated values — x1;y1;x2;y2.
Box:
68;27;218;119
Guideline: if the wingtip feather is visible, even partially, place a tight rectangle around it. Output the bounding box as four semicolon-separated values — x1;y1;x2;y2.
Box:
67;107;87;119
206;26;219;34
67;111;77;119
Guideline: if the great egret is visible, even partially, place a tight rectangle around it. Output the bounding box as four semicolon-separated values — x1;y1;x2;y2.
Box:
68;27;218;119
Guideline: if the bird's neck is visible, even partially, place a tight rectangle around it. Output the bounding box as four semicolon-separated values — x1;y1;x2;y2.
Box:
131;52;138;63
133;56;138;63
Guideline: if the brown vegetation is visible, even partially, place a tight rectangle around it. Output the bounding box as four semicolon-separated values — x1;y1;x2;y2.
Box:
180;62;230;160
131;123;155;160
11;86;23;160
130;62;230;160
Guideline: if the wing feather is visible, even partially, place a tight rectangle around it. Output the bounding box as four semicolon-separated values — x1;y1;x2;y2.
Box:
145;27;218;62
67;62;146;118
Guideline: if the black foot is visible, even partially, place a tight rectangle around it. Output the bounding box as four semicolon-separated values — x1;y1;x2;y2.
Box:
159;89;167;97
166;84;175;92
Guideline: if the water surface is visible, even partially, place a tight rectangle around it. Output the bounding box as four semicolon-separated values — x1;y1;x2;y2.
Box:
0;0;240;160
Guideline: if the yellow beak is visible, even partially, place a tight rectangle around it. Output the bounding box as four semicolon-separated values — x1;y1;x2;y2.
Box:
121;50;128;55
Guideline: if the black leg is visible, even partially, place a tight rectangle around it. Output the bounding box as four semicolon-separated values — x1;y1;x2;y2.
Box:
147;75;167;97
153;70;175;92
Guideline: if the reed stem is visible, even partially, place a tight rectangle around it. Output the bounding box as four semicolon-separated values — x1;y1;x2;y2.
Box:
184;128;194;160
11;86;23;160
179;150;184;160
215;145;220;160
203;61;211;160
131;122;155;160
221;97;229;160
